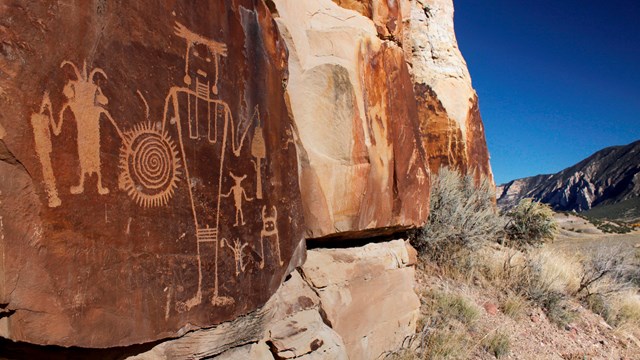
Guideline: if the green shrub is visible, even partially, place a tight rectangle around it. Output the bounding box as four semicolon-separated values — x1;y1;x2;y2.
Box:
412;168;504;265
504;198;557;247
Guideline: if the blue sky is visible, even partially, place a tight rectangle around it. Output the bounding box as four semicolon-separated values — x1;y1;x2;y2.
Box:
454;0;640;184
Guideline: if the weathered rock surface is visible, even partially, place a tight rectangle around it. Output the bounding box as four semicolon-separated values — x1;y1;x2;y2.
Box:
301;240;420;360
130;241;417;360
497;140;640;212
0;1;304;348
128;270;348;360
325;0;493;182
271;0;431;238
402;0;493;181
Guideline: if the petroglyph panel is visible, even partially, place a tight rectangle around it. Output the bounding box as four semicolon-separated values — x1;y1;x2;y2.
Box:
0;1;304;348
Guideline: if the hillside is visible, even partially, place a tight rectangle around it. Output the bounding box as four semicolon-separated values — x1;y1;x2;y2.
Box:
497;140;640;212
582;197;640;223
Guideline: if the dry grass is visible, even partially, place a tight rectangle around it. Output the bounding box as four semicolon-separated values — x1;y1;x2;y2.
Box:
423;325;469;359
501;292;528;319
607;290;640;329
482;330;511;358
425;289;481;325
527;248;582;295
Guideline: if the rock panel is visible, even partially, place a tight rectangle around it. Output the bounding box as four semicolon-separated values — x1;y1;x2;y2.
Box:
272;0;430;238
0;1;304;347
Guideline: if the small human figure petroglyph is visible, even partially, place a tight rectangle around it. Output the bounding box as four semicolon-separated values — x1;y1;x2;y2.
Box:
259;205;284;269
58;60;122;196
30;92;62;207
221;172;253;227
222;237;251;276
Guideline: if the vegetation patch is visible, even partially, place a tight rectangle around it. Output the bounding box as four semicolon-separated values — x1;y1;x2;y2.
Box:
501;292;528;319
483;331;511;358
504;198;558;247
411;167;504;266
396;168;640;358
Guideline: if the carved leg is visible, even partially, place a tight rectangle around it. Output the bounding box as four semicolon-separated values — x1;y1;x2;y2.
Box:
259;235;265;269
239;209;245;226
96;171;110;195
175;241;203;312
273;235;284;266
70;173;85;194
42;156;61;207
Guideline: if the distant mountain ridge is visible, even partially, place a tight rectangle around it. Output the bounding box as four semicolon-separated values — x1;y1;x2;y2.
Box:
497;140;640;212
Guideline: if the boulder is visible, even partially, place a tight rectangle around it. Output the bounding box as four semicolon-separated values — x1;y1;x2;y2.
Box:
0;1;304;347
268;310;348;360
271;0;431;238
214;343;275;360
301;240;420;360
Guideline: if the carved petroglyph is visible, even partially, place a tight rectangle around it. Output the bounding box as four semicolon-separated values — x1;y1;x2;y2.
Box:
118;122;181;207
27;20;284;314
174;22;227;93
221;172;253;227
30;92;62;207
169;21;251;311
221;238;251;276
250;107;266;200
259;205;283;269
58;60;121;195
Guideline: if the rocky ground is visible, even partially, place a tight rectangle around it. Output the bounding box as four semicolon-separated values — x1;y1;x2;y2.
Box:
412;275;640;359
398;213;640;359
407;270;640;358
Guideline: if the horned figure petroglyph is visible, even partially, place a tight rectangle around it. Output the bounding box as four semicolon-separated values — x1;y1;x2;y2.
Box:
221;172;253;227
30;92;61;207
259;205;283;269
221;238;251;276
58;60;122;195
174;22;227;94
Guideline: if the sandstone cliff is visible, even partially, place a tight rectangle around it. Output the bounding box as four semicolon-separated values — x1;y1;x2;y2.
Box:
497;140;640;212
0;0;492;357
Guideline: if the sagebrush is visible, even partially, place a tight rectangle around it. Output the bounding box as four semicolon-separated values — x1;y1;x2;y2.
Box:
504;198;557;247
412;168;504;265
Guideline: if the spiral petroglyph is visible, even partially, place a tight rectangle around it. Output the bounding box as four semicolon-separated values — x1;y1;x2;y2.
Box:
119;122;181;207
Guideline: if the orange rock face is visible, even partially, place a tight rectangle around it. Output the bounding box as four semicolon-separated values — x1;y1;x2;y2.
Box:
0;1;304;347
273;0;430;239
329;0;494;183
